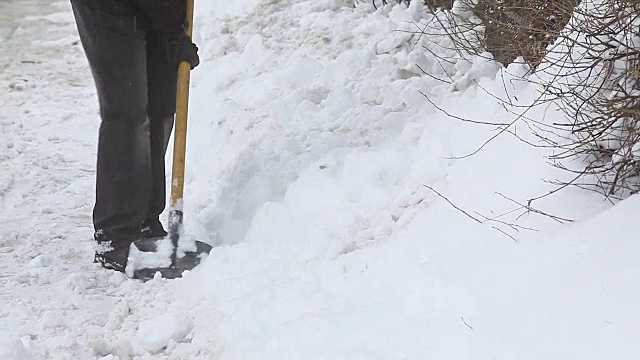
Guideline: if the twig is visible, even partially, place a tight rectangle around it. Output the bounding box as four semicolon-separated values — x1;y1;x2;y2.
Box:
423;185;482;223
424;185;523;242
461;316;473;330
496;192;574;223
419;91;511;126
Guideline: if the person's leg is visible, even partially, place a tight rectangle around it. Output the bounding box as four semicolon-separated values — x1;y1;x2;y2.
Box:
71;0;151;249
143;30;179;238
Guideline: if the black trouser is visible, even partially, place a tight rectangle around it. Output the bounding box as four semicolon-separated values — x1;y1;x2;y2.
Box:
71;0;177;241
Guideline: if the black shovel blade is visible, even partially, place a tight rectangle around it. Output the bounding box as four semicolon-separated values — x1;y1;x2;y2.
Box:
128;237;212;281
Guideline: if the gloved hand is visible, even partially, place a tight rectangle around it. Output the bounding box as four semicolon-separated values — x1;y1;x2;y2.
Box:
165;32;200;69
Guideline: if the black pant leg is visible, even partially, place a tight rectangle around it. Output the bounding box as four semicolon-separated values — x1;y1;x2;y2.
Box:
71;0;151;242
145;31;178;224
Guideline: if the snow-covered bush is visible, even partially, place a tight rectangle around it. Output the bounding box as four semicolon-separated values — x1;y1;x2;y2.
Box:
357;0;640;199
477;0;579;67
424;0;453;12
430;0;640;198
354;0;452;11
431;0;580;68
542;0;640;197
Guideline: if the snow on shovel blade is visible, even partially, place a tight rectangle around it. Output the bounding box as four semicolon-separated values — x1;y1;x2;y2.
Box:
126;237;212;281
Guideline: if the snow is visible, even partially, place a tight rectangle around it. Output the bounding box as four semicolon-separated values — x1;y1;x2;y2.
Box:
135;314;193;353
1;0;638;359
0;329;34;360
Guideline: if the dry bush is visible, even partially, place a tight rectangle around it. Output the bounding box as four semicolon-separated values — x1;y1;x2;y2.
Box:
424;0;640;198
542;0;640;198
474;0;580;67
357;0;453;11
424;0;454;12
362;0;640;199
430;0;580;68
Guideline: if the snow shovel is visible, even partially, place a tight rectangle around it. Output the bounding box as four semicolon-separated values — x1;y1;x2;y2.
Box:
128;0;212;281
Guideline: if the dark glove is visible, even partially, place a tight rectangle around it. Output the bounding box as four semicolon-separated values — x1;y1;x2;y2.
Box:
166;32;200;69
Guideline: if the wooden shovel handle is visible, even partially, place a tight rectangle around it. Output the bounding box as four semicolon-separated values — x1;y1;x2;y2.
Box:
170;0;195;211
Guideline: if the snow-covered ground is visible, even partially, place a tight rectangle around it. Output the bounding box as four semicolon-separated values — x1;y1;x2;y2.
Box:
1;0;638;359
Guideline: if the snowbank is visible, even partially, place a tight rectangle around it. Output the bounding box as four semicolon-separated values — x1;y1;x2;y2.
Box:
123;0;630;358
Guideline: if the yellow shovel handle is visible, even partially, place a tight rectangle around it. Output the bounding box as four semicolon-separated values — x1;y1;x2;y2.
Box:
170;0;195;211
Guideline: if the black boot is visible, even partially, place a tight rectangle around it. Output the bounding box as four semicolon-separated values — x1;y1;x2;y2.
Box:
93;229;137;273
94;247;130;273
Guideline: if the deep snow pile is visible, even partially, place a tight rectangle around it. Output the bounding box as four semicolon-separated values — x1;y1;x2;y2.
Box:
1;0;639;359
